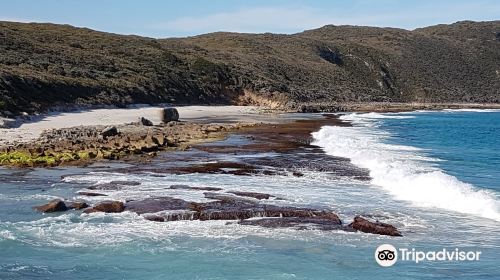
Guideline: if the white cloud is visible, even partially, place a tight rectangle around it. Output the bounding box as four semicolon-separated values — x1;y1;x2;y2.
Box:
152;6;348;34
151;3;500;36
0;16;33;23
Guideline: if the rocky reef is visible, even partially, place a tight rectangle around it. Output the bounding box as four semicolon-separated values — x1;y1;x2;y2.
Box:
0;120;256;167
34;191;401;237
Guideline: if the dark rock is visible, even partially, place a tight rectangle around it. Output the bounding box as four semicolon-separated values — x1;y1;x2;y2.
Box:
172;162;257;175
348;216;402;237
125;194;341;224
100;126;118;138
239;217;343;230
84;201;125;213
77;191;108;196
66;201;89;210
317;46;343;66
139;117;153;126
144;215;165;222
227;191;273;200
34;199;68;213
88;181;141;190
169;184;222;191
161;108;179;123
262;205;341;222
203;192;255;202
126;197;201;221
125;197;196;214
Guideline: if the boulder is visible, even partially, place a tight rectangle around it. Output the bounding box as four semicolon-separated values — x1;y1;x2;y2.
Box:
100;126;118;138
139;117;153;126
66;201;89;210
34;199;68;213
160;107;179;123
348;216;402;236
84;201;125;213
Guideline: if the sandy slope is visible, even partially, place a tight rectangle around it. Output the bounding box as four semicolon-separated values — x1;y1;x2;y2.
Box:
0;106;268;145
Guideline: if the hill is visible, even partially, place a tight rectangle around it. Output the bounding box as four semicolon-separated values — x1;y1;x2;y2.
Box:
0;20;499;116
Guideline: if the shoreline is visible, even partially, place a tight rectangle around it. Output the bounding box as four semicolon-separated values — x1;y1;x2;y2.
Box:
1;103;499;167
28;113;403;237
294;102;500;113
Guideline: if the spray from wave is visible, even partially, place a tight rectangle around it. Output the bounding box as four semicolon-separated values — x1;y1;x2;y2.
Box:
312;113;500;221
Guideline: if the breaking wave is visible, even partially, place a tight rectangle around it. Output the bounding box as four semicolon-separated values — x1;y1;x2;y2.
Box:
312;113;500;221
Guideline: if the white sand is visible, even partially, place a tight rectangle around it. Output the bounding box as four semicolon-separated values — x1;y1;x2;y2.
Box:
0;105;271;145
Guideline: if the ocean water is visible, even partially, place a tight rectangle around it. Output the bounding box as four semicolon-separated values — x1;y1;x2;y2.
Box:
1;110;499;279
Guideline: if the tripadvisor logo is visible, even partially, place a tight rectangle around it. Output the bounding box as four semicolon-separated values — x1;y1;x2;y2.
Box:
375;244;482;267
375;244;398;267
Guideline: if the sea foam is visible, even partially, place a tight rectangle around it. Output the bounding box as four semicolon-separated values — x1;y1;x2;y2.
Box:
312;113;500;222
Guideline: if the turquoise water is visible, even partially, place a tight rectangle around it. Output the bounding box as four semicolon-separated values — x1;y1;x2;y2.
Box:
1;110;499;279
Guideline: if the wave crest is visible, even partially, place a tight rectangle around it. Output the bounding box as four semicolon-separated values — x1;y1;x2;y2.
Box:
312;113;500;221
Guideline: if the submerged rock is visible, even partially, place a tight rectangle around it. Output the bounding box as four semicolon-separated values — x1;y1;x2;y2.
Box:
144;215;166;222
66;201;89;210
169;184;222;191
227;191;274;200
348;216;402;236
84;201;125;213
238;217;343;230
88;181;141;190
77;191;107;197
34;199;68;213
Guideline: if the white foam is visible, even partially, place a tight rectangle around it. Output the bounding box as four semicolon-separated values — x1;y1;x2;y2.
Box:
2;211;356;248
442;108;500;113
312;113;500;222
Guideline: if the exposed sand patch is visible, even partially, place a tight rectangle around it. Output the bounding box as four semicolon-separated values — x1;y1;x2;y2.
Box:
0;106;276;145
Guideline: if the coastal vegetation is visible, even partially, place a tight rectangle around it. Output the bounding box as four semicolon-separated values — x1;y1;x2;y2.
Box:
0;20;499;116
0;150;88;167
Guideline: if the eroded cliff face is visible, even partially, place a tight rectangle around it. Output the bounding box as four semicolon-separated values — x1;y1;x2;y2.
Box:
0;20;499;116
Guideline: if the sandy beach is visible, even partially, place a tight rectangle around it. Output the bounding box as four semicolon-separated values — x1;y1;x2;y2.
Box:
0;105;271;146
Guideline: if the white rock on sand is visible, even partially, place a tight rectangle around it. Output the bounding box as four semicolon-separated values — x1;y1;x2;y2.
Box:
0;106;272;146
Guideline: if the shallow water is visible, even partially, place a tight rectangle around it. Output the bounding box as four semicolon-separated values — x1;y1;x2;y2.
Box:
1;111;499;279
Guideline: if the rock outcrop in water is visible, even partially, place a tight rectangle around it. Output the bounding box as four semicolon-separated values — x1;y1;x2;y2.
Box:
34;199;89;212
348;216;402;237
34;199;68;213
84;201;125;213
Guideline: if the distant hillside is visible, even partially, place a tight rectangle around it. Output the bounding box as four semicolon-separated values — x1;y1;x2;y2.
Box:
0;20;499;116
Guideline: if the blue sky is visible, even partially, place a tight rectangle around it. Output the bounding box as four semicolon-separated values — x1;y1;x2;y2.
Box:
1;0;499;38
